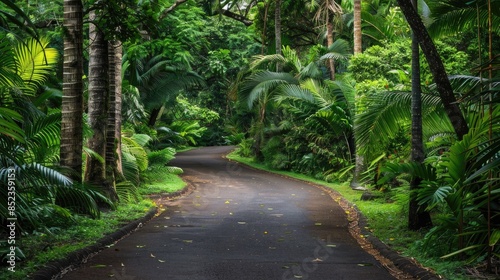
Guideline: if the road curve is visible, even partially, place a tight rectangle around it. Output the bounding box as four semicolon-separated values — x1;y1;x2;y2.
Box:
62;146;396;280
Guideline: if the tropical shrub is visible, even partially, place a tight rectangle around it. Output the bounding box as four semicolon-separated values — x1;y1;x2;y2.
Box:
0;35;109;242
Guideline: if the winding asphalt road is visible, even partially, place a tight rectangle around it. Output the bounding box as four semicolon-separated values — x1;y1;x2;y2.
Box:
62;146;396;280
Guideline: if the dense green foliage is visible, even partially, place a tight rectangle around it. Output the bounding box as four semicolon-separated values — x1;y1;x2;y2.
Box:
1;0;500;278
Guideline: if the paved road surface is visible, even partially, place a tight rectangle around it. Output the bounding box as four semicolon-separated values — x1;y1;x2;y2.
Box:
62;146;395;280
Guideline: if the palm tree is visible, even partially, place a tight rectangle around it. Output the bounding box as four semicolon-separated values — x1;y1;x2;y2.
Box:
309;0;343;80
60;0;84;182
84;10;118;202
107;41;125;180
0;35;106;234
240;44;350;159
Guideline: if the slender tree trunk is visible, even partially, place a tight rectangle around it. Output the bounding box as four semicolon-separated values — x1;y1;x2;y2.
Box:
148;107;161;127
397;0;468;140
326;11;336;80
105;41;119;185
261;0;270;55
60;0;84;182
351;0;365;191
275;0;282;71
353;0;362;54
84;11;118;202
408;0;432;231
113;42;124;177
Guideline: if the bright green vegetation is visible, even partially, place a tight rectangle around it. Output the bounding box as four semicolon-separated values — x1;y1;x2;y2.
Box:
6;200;155;280
141;164;186;195
1;0;499;278
3;156;185;280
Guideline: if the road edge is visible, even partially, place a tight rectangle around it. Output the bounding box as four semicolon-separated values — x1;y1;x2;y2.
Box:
29;184;194;280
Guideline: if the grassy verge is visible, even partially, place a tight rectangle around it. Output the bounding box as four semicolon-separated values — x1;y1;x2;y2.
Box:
140;164;186;195
6;162;186;280
226;150;466;279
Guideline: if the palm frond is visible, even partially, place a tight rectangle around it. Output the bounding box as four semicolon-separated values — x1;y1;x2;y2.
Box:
354;91;450;157
14;37;58;95
0;107;25;142
0;33;22;87
319;39;351;62
427;2;500;38
240;71;299;109
250;54;287;70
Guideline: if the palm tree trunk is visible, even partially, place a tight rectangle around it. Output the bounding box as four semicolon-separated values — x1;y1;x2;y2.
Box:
113;41;124;177
148;107;161;127
408;0;432;231
326;12;336;80
60;0;84;182
261;0;270;55
106;41;119;185
397;0;468;140
275;0;282;71
84;11;118;202
351;0;365;190
353;0;362;54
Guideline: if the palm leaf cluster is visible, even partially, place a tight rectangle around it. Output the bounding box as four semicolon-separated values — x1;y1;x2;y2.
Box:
367;58;500;260
0;36;106;238
238;44;354;180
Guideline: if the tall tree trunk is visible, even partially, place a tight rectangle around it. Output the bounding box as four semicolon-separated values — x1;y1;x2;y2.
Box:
105;41;119;185
351;0;365;191
113;42;124;177
60;0;84;182
326;11;336;80
397;0;468;140
261;0;270;55
84;11;118;202
353;0;362;54
148;107;161;127
408;0;432;231
275;0;282;71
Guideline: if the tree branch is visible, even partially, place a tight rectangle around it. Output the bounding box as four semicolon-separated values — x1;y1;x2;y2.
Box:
159;0;188;20
221;9;253;26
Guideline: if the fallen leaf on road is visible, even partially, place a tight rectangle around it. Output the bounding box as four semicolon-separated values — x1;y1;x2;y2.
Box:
312;258;323;262
315;222;322;226
225;200;230;204
158;260;166;263
150;253;156;258
237;222;247;225
92;264;107;268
